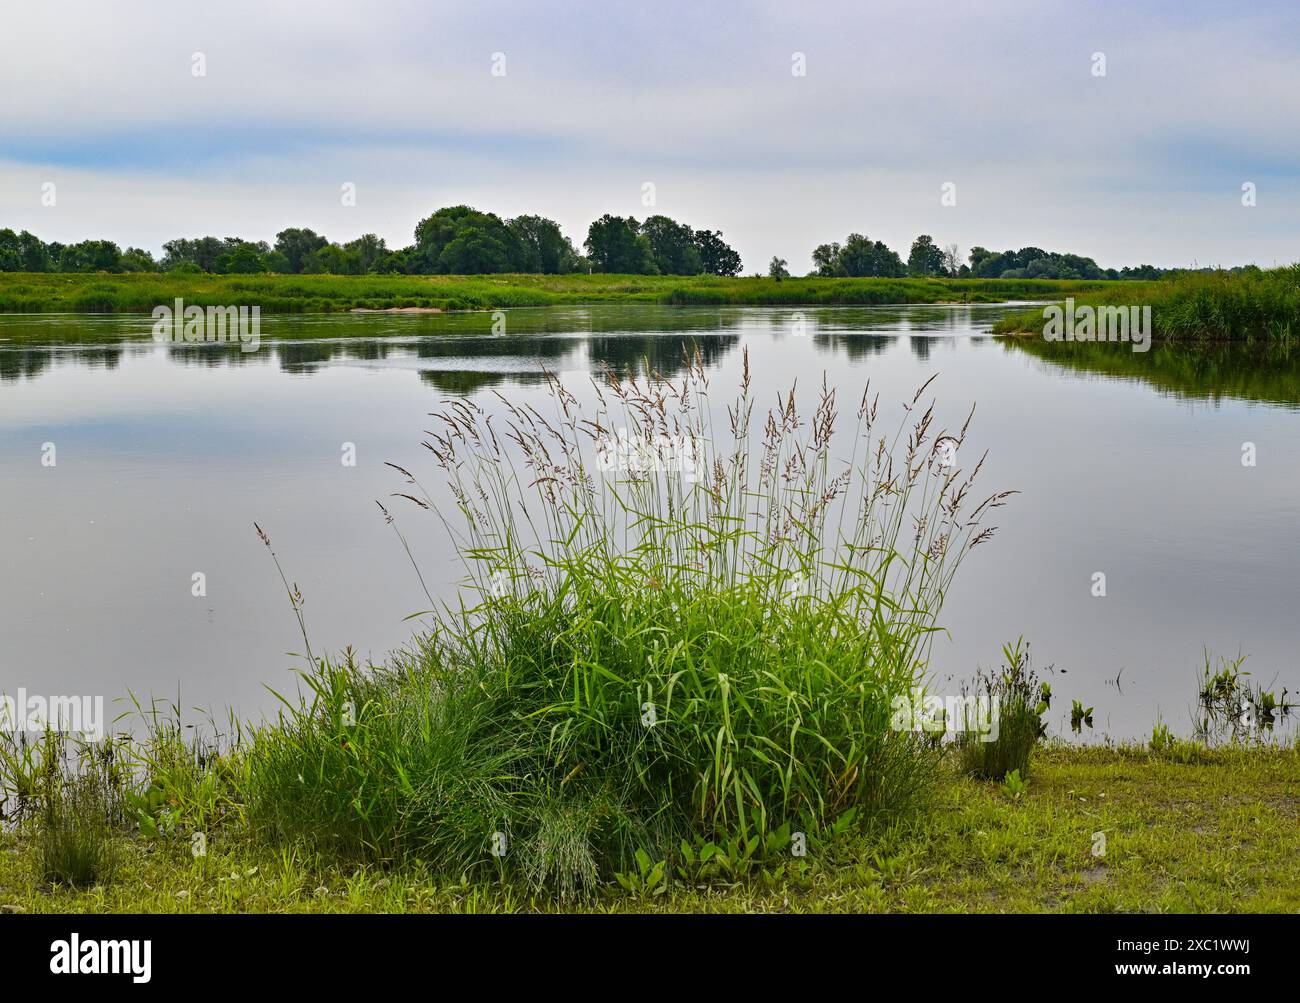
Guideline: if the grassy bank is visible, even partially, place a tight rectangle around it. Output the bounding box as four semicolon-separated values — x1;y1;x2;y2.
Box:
993;265;1300;342
3;744;1295;913
0;272;1113;314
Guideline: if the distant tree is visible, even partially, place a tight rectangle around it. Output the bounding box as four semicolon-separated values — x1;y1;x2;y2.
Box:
584;214;656;274
17;230;53;272
507;215;580;274
58;240;122;272
692;229;741;276
373;247;413;274
907;235;945;276
161;236;227;273
437;229;520;274
260;249;292;273
641;215;703;275
214;240;270;274
342;233;389;274
967;246;993;275
836;233;905;277
273;228;329;273
119;247;158;272
942;243;962;277
811;242;842;277
411;205;524;274
0;229;20;271
768;256;790;280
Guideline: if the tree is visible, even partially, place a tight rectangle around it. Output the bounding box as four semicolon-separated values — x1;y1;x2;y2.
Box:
437;229;520;274
411;206;524;274
641;215;703;275
941;243;962;277
584;214;655;274
273;228;329;273
17;231;53;272
907;235;945;276
215;240;270;274
58;240;122;272
119;247;158;272
811;242;842;277
506;215;580;274
768;256;790;280
836;233;905;277
0;229;20;271
161;236;227;273
343;233;389;274
693;229;741;276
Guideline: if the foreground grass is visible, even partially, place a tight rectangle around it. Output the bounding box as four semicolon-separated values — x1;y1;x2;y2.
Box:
0;272;1113;313
3;744;1295;913
993;265;1300;343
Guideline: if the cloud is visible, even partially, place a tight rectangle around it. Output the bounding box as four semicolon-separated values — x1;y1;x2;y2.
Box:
1;0;1297;270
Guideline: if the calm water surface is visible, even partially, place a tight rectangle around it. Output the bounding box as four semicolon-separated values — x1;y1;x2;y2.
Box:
3;304;1297;739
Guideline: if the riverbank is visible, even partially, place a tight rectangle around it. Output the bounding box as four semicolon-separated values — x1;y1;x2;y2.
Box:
992;265;1300;342
2;744;1294;913
0;272;1115;314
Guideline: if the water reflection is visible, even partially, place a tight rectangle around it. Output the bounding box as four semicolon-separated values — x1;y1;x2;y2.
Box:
0;304;1013;388
1006;337;1300;409
4;303;1299;741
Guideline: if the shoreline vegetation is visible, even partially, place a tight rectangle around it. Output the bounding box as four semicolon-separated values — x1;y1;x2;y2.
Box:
4;743;1295;914
993;265;1300;343
2;364;1296;915
0;272;1119;315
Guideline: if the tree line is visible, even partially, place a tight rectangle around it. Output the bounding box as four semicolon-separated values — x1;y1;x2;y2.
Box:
0;210;1179;280
795;233;1170;281
0;207;743;278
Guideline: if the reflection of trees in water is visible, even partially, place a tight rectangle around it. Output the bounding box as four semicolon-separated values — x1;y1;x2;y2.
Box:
418;370;551;395
1007;338;1300;407
809;334;894;363
276;341;339;372
165;344;261;368
909;336;932;362
587;335;738;378
0;346;124;382
413;337;573;363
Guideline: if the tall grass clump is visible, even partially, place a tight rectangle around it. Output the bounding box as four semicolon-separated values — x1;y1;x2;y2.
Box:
958;638;1049;780
240;350;1012;891
11;732;130;888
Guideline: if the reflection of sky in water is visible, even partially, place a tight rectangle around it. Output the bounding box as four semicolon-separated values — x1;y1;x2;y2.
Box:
1;305;1297;741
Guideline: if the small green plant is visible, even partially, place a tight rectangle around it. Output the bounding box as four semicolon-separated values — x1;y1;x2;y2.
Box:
613;849;666;899
1002;769;1028;800
1193;650;1293;745
1150;720;1174;753
1070;699;1094;734
958;638;1048;780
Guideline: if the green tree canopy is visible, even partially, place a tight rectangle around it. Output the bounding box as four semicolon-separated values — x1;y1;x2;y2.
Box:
584;214;656;274
273;228;329;273
412;206;525;274
907;234;945;276
507;215;581;274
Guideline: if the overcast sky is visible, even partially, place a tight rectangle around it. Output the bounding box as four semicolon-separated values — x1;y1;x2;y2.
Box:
1;0;1296;272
